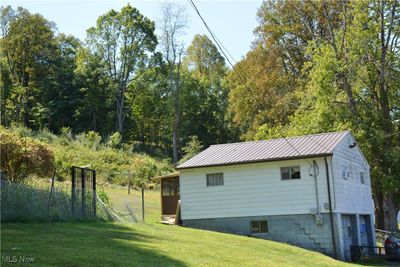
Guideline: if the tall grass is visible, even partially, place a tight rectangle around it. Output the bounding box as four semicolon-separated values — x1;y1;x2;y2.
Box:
0;180;109;223
6;125;173;184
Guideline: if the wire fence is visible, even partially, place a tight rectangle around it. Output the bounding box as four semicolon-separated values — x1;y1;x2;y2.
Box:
103;184;145;223
0;179;112;223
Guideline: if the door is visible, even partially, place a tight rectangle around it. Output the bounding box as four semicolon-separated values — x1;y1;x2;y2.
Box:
161;177;180;215
342;214;356;260
359;216;368;246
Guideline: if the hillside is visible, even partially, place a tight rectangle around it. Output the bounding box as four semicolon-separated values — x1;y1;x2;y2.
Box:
1;125;173;184
2;221;359;267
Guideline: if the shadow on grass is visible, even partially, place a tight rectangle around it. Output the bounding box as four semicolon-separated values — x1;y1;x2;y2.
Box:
1;222;186;267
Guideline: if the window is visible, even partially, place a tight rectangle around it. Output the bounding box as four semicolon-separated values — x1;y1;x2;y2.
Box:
206;173;224;186
162;179;180;196
251;220;268;233
280;166;301;180
360;172;365;184
162;180;171;196
342;165;350;180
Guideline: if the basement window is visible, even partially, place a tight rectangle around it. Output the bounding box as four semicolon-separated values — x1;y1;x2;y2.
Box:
206;173;224;186
280;166;301;180
251;220;268;234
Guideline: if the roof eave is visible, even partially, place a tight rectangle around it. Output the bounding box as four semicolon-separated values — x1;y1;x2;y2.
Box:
175;153;333;170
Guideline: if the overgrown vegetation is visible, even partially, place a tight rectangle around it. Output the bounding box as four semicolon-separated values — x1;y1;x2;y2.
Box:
2;125;173;185
0;127;54;181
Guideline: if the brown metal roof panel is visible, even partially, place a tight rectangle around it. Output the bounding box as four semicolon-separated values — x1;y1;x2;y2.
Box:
177;131;349;169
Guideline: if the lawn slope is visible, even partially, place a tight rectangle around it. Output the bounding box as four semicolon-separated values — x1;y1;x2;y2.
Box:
1;222;355;267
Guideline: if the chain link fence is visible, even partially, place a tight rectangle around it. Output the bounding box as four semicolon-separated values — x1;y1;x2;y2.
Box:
0;179;112;223
103;184;145;223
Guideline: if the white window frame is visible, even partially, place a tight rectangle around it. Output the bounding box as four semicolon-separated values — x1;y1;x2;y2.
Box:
206;173;224;186
280;166;301;180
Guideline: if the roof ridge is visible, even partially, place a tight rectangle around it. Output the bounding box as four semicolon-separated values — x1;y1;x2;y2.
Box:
209;130;349;147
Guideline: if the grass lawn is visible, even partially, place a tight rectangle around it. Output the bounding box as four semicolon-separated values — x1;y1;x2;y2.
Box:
0;186;389;267
2;222;358;267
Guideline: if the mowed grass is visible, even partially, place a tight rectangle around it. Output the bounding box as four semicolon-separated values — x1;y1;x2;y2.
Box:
0;187;383;267
2;222;356;267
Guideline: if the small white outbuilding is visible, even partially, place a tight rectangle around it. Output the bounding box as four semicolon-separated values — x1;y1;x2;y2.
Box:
176;131;375;261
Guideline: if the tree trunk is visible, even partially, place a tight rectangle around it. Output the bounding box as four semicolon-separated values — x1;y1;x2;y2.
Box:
116;89;125;134
374;187;385;229
172;53;182;164
383;193;399;231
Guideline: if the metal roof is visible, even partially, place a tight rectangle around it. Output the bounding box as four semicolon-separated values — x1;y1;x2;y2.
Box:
176;131;350;169
152;172;180;180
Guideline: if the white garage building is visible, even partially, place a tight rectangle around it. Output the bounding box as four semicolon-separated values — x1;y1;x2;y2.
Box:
176;131;376;260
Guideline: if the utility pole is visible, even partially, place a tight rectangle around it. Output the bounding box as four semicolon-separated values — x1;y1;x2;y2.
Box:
141;188;145;221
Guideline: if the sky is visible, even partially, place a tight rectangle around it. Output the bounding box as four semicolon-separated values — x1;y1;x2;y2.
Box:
3;0;263;61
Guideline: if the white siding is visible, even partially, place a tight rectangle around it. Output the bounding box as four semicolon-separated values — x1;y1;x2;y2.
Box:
331;133;374;214
180;158;332;220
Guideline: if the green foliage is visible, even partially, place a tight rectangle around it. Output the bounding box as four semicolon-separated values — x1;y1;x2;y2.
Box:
86;4;157;135
107;132;122;149
132;158;159;188
248;0;400;229
0;127;55;181
97;187;111;205
179;136;203;164
84;131;102;149
3;125;173;185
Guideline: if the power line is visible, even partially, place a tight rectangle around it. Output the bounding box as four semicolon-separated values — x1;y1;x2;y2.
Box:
187;0;314;166
187;0;340;169
187;0;247;82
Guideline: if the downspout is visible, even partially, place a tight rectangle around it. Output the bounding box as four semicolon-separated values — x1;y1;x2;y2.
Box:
311;160;320;214
325;156;338;259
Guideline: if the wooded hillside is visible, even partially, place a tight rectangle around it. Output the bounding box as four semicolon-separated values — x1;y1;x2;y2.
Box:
0;1;399;230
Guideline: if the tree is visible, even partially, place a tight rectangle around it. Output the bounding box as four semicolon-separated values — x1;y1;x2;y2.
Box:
74;47;113;134
46;34;82;132
86;4;157;136
0;6;59;129
158;2;187;163
179;135;203;164
254;0;400;231
181;34;235;147
184;34;225;79
127;55;173;154
227;0;345;139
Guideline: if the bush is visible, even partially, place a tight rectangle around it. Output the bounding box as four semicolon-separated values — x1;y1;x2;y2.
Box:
0;127;55;182
2;126;174;186
107;132;122;149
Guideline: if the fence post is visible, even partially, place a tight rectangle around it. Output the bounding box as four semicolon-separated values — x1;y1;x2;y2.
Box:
93;170;96;217
128;171;131;195
81;168;86;217
141;188;145;222
71;167;76;215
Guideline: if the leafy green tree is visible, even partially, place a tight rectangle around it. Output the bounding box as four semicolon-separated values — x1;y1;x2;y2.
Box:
46;34;82;132
86;4;157;136
179;135;203;164
127;56;173;155
0;6;58;128
74;47;113;134
254;0;400;230
181;34;235;147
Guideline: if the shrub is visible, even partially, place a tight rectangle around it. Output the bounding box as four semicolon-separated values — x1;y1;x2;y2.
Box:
107;132;122;149
85;131;102;149
0;128;55;182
